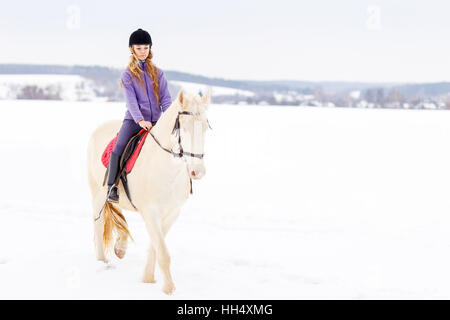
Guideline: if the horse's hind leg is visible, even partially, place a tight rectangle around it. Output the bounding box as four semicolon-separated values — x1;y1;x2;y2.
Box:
141;206;176;295
114;208;129;259
91;190;108;263
142;208;181;286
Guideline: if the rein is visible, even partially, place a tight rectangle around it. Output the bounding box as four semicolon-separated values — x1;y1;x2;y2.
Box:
147;110;212;160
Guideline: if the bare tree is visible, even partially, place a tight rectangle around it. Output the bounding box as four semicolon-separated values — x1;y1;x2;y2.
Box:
17;85;61;100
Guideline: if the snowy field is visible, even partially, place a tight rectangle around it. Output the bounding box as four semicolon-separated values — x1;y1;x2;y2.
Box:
0;75;97;101
171;80;255;97
0;74;255;102
2;99;450;299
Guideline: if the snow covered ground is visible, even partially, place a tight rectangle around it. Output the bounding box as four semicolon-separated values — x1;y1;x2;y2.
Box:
1;99;450;299
171;80;255;97
0;75;255;103
0;74;97;101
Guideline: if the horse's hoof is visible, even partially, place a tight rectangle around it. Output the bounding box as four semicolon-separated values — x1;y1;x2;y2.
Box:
142;276;156;283
96;256;109;263
114;247;126;259
162;283;176;295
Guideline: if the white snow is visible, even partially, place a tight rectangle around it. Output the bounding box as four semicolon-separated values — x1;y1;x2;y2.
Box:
0;75;256;103
2;99;450;299
171;80;255;97
0;74;98;101
349;90;361;99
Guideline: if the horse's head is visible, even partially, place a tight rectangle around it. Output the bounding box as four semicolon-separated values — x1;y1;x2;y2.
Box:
171;88;212;180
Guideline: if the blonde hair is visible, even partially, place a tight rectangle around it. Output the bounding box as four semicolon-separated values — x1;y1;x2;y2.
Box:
120;46;160;104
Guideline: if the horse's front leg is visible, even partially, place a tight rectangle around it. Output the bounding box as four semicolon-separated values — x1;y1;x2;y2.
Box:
141;206;177;295
143;245;156;283
142;208;181;284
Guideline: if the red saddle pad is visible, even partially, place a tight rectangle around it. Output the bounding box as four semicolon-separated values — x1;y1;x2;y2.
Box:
101;129;149;174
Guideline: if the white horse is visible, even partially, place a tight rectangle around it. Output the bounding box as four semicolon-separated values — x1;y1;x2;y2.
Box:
86;89;211;295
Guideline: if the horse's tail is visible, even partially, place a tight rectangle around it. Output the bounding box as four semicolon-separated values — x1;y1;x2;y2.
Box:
102;202;133;254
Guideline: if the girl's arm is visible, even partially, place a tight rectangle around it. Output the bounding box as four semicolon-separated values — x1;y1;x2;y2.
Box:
121;72;144;124
158;69;172;112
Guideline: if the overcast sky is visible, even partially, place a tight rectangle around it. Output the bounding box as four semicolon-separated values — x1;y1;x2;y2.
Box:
1;0;449;82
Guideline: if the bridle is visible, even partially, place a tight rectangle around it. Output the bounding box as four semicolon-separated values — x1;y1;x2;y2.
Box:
147;110;212;160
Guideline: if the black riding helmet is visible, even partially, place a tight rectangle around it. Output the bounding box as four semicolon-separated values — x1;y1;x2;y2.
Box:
129;28;152;47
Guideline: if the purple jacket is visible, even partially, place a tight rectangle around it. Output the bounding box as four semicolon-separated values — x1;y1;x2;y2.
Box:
121;61;172;123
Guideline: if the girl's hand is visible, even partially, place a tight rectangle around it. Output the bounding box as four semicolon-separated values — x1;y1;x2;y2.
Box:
138;120;153;130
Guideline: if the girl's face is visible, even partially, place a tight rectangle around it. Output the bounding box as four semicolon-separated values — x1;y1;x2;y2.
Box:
131;44;150;60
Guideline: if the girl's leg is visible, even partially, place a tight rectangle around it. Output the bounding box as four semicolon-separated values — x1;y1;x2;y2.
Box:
113;119;143;156
107;120;142;201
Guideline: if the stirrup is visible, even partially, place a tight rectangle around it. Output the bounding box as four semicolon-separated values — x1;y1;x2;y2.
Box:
107;185;119;203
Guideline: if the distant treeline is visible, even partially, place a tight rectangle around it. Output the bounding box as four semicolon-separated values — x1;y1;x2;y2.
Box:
1;64;450;106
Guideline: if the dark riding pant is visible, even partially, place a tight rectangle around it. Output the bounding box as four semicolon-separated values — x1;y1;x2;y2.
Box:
112;119;157;157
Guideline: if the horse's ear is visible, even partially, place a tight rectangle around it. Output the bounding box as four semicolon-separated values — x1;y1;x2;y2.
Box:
177;88;190;110
202;87;211;107
177;89;184;105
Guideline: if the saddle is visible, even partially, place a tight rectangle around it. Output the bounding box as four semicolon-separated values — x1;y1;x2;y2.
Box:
101;129;148;175
101;129;149;209
101;128;193;209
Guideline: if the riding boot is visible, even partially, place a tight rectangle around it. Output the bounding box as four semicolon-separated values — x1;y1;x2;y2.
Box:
106;151;121;203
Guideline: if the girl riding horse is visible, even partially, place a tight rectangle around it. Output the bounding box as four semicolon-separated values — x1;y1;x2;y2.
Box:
106;28;172;202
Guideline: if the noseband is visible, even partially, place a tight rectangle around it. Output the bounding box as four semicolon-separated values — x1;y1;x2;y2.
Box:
148;111;212;160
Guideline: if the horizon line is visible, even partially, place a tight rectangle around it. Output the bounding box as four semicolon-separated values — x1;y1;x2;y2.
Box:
0;62;448;85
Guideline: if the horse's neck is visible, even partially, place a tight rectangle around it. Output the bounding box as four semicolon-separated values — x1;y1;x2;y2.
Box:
145;102;178;156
